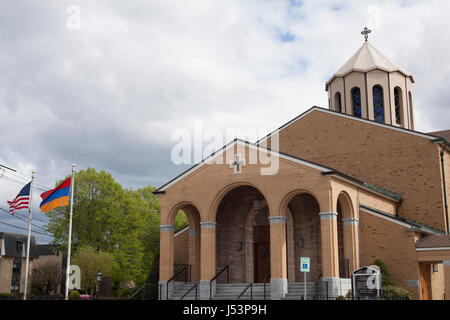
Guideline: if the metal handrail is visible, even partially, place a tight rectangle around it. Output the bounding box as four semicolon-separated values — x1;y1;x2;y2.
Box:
263;273;270;300
210;265;229;300
237;283;253;300
166;266;189;300
179;284;198;300
128;283;146;300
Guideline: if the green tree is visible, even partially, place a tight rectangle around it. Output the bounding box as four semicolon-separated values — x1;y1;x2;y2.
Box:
45;168;158;286
72;245;114;295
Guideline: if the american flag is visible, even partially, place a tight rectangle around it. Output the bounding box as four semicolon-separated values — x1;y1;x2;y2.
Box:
7;182;31;215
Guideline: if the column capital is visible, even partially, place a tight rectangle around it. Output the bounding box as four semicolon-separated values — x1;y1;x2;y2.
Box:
268;216;287;224
342;217;359;226
200;222;217;229
319;212;338;220
160;225;174;232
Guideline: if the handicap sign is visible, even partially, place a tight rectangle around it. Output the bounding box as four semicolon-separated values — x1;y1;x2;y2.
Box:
300;257;310;272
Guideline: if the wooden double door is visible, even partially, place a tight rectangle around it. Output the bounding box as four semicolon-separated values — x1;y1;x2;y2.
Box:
253;225;270;283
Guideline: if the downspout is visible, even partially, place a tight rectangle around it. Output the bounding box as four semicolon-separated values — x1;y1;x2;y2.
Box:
441;149;449;235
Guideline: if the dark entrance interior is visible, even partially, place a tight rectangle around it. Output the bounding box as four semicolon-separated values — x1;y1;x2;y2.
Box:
253;225;270;283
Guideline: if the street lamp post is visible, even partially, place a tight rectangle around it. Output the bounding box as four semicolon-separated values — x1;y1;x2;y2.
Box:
97;270;102;298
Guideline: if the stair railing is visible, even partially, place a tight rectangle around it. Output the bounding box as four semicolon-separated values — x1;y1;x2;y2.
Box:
237;283;253;300
128;283;146;300
179;283;198;300
263;273;271;300
210;265;230;300
166;266;189;300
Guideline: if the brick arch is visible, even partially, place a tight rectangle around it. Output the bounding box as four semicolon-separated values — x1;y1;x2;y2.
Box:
279;189;323;282
278;188;323;216
215;184;271;284
337;191;354;219
167;200;201;227
207;181;273;222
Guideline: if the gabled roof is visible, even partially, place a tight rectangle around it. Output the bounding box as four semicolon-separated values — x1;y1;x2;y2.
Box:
257;106;447;145
153;139;402;202
428;130;450;142
416;235;450;248
326;41;414;89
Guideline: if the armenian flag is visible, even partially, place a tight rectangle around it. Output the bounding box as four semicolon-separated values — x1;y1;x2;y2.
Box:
40;177;71;212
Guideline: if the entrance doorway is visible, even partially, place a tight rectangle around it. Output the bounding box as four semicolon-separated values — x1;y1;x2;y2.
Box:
419;263;432;300
253;225;270;283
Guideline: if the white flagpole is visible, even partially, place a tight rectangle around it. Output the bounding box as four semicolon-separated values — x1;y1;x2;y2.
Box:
65;164;75;300
23;170;35;300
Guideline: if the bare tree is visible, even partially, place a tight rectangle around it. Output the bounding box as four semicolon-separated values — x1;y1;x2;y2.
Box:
31;262;63;296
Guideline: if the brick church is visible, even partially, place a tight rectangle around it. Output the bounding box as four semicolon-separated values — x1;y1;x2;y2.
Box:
154;34;450;300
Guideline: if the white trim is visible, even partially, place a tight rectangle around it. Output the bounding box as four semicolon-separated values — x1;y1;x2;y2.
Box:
319;212;338;220
200;222;217;229
416;247;450;252
160;225;174;232
359;206;411;228
258;107;438;145
174;225;190;237
268;216;287;224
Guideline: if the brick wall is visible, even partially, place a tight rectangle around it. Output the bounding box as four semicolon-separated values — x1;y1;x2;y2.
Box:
359;210;420;299
268;109;446;230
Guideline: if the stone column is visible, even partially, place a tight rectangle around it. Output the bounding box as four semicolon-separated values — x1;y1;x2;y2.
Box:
269;216;288;299
342;217;360;275
188;229;200;282
444;260;450;300
199;221;217;300
320;212;341;297
158;225;174;300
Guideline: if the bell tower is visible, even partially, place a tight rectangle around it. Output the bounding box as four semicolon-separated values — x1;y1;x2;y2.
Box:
326;28;415;130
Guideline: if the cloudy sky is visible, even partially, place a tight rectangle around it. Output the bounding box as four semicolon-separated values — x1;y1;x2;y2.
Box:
1;0;449;243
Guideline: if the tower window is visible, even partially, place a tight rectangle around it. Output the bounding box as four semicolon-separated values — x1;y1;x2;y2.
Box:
335;92;342;113
351;87;362;118
372;85;384;123
394;87;402;125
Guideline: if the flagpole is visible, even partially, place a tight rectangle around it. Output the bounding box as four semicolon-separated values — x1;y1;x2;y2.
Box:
23;171;35;300
65;164;75;300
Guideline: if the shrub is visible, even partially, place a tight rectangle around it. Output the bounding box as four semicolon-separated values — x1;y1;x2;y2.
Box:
345;290;352;300
69;290;81;300
373;259;395;286
336;295;346;300
117;288;132;299
382;286;412;300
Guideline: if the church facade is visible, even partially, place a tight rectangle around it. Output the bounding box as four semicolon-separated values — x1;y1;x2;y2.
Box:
155;38;450;300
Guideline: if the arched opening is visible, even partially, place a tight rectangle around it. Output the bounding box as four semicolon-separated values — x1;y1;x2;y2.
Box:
170;203;201;282
334;92;342;113
337;192;354;278
285;193;322;282
372;85;385;123
394;87;403;125
216;186;270;283
351;87;362;118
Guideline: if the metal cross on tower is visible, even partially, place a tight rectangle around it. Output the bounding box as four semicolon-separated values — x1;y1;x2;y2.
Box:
361;27;371;42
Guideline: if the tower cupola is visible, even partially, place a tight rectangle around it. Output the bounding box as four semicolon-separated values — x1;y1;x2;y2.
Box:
326;29;415;130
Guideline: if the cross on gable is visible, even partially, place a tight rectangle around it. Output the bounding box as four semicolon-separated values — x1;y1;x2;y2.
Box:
361;27;371;42
230;154;246;174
